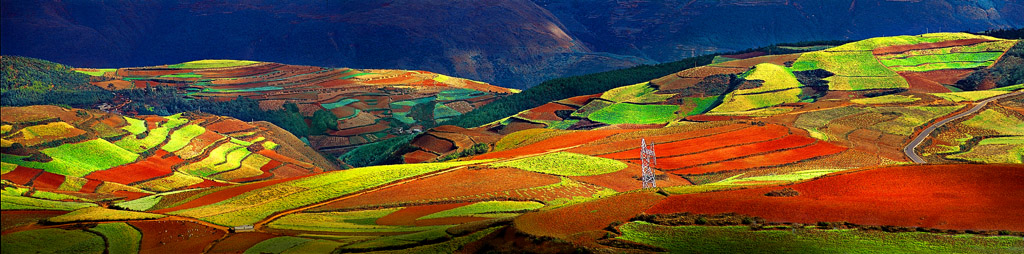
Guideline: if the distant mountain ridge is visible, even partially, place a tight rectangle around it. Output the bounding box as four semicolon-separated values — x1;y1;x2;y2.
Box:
3;0;1021;88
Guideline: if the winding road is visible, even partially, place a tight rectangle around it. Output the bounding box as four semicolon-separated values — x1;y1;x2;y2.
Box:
904;89;1024;163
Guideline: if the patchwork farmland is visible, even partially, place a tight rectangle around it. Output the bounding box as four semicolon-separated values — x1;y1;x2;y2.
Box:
2;32;1023;253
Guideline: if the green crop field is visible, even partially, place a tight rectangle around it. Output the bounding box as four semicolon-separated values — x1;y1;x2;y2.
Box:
116;126;170;153
570;99;613;118
792;51;896;77
123;116;148;135
178;142;247;177
869;106;963;136
1;228;106;254
2;139;139;177
589;103;679;125
948;143;1023;164
960;109;1024;136
827;33;993;51
418;201;544;220
493;128;566;151
433;103;463;119
931;90;1010;102
601;82;673;103
823;76;909;91
437;88;485;101
75;68;117;76
489;152;626;176
322;98;360;109
269;208;441;233
89;222;142;254
616;222;1024;253
161;124;205;152
46;206;165;223
244;236;314;254
736;63;802;94
166;59;259;69
342;227;452;251
710;88;802;113
851;95;920;104
1;193;97;211
172;160;487;226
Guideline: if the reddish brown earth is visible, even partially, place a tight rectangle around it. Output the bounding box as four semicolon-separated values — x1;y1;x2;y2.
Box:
475;129;633;160
517;103;576;121
569;164;691;192
1;210;68;231
651;135;817;170
376;203;472;226
515;191;664;239
871;39;991;55
86;150;182;184
669;141;847;175
567;123;747;156
3;166;43;185
647;164;1024;231
207;232;279;253
130;220;226;254
600;124;789;160
899;72;953;93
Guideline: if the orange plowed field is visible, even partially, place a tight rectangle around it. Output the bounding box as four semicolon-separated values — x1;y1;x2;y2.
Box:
568;124;748;156
899;72;952;93
411;134;455;154
475;129;633;160
29;172;65;190
647;164;1024;231
309;168;561;211
559;94;602;107
651;135;817;170
375;202;472;226
668;141;847;175
403;149;438;164
569;163;691;192
86;150;183;184
3;166;43;185
329;120;389;137
205;118;254;133
515;191;665;238
599;124;789;160
517;103;575;121
130;220;226;254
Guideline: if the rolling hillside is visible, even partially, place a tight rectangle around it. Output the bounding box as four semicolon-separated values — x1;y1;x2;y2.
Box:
2;33;1022;253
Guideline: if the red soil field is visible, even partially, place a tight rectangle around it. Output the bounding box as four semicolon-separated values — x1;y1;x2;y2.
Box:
130;220;226;254
255;150;315;170
600;124;789;160
376;202;472;226
685;114;753;121
474;129;634;160
558;94;602;107
329;120;389;136
2;210;68;231
411;134;456;154
899;72;952;93
403;149;438;164
648;164;1024;231
515;191;665;238
152;175;307;213
29;172;65;190
3;166;43;185
413;216;491;226
79;179;103;193
871;38;992;55
568;123;749;156
111;190;150;200
310;168;561;211
669;141;848;175
86;150;183;185
517;103;576;121
185;180;231;189
492;120;547;135
569;164;691;192
205;118;254;133
914;69;975;85
207;232;279;253
652;135;817;170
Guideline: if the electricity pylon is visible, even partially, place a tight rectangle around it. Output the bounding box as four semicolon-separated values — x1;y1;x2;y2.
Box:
640;138;657;189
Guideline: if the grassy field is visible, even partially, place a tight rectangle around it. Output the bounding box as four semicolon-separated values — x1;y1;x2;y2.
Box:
709;88;802;113
244;236;313;254
589;103;679;124
1;228;106;254
1;193;97;211
2;139;139;177
46;206;165;223
960;109;1024;136
851;95;921;104
601;82;674;103
116;126;170;153
931;90;1010;102
269;208;441;233
418;201;544;220
489;152;626;176
166;60;259;69
616;222;1024;253
736;63;802;94
88;222;142;254
122;116;148;135
948;143;1023;164
173;160;486;226
162;124;205;152
342;227;452;251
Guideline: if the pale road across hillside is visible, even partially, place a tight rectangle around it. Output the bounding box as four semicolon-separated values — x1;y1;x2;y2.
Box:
904;89;1024;163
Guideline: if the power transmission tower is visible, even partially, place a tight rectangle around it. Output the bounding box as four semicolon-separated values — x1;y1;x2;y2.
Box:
640;138;657;189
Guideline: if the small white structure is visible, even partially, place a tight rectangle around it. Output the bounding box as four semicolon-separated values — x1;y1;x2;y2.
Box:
640;138;657;189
